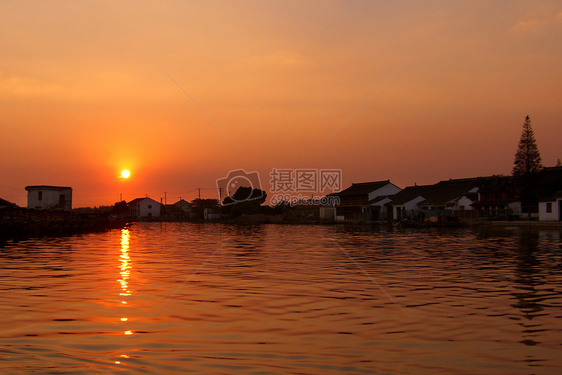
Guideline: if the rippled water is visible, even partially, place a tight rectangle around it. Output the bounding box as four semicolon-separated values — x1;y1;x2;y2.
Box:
1;223;561;374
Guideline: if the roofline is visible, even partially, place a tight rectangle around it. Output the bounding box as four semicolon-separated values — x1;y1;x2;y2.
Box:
350;180;390;186
128;197;162;204
25;185;72;191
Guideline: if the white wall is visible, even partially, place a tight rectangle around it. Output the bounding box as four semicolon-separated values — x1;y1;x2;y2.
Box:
27;188;72;211
132;198;161;218
456;196;475;210
509;201;522;216
539;201;559;221
204;207;220;220
368;183;402;201
393;196;425;220
371;197;392;208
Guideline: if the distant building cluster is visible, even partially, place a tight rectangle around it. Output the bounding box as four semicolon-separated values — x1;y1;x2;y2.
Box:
3;165;561;223
127;197;196;220
323;167;562;223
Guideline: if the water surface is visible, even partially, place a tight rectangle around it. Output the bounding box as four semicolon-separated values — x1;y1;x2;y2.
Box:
1;223;561;374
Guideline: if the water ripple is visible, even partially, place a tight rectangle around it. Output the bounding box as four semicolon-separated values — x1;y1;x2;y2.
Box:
0;224;561;374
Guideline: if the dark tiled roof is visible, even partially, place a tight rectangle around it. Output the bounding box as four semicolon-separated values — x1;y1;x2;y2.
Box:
334;180;391;197
390;178;479;206
25;185;72;191
420;179;480;206
389;185;429;205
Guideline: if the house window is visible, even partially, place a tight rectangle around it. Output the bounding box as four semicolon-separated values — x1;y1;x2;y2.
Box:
546;202;552;213
38;191;42;201
59;194;65;205
148;205;152;209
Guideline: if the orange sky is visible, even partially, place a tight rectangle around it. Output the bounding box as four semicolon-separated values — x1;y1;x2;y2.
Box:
1;1;561;207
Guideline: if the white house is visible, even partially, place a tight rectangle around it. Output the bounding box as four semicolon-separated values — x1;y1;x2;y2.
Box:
369;196;395;221
538;194;562;221
333;180;402;221
392;194;426;221
390;178;481;221
367;182;402;202
25;185;72;211
128;197;162;219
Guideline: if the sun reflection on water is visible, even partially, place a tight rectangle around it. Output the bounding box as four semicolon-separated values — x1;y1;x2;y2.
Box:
118;229;131;299
115;228;133;366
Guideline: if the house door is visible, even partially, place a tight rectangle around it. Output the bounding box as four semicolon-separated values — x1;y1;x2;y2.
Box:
559;200;562;221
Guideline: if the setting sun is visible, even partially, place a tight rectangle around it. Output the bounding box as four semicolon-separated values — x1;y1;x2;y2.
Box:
121;170;130;179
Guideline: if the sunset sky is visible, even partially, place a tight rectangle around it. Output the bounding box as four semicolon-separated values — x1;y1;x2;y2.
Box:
1;1;561;207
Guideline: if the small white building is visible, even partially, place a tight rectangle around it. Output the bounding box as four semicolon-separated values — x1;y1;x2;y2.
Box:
538;194;562;222
128;197;162;219
334;180;402;221
25;185;72;211
203;207;221;220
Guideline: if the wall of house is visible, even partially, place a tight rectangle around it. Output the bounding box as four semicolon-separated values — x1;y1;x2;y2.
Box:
456;196;475;210
319;206;335;220
371;197;392;221
27;188;72;211
539;201;559;221
204;208;220;220
393;196;425;220
133;199;161;218
368;184;402;201
508;201;522;216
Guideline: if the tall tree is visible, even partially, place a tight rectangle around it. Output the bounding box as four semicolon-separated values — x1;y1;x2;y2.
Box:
512;115;542;177
512;115;542;217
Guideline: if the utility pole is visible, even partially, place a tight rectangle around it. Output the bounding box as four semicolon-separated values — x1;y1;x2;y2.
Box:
198;188;201;200
218;187;223;205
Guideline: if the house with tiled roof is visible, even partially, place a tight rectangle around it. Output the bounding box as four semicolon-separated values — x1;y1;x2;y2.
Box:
417;178;480;218
332;180;401;221
368;195;395;221
471;175;520;219
387;185;427;221
25;185;72;211
389;178;480;221
128;197;162;219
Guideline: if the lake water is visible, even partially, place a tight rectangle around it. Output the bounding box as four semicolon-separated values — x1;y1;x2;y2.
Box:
1;223;561;374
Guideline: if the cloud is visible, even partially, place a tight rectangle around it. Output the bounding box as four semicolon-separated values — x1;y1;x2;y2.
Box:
511;11;562;34
511;19;546;34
